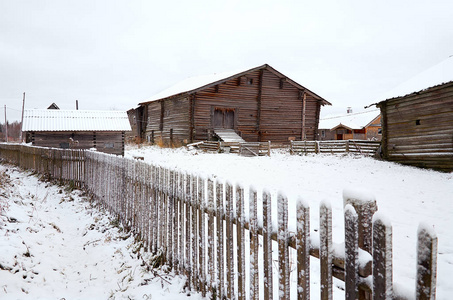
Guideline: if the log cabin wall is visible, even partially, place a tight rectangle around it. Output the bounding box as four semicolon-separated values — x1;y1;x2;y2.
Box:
144;97;190;144
378;81;453;172
260;70;320;142
193;70;261;142
141;65;328;145
31;131;125;156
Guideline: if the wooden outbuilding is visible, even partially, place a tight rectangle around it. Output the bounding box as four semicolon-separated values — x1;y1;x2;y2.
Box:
318;109;381;141
22;109;131;156
372;57;453;172
136;64;331;145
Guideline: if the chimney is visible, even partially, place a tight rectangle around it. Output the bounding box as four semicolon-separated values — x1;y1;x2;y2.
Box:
76;100;79;110
347;107;352;114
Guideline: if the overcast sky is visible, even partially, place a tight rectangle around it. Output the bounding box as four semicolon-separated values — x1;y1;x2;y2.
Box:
1;0;452;122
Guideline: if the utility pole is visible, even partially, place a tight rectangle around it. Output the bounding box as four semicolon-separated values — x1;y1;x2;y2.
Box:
20;92;25;142
4;105;8;143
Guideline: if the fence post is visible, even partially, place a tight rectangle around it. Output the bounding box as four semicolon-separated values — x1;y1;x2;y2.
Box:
372;214;393;300
263;190;273;300
185;173;192;290
416;224;437;300
236;185;246;300
278;193;290;300
345;204;359;300
297;198;310;300
320;201;332;300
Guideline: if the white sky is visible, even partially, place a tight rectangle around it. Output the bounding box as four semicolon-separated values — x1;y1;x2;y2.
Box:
1;0;452;122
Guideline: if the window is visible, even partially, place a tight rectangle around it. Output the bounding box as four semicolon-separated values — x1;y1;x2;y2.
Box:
321;130;325;138
378;128;382;135
104;142;114;148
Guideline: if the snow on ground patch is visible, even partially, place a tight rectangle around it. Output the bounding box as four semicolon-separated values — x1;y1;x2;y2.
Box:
0;165;204;300
126;145;453;300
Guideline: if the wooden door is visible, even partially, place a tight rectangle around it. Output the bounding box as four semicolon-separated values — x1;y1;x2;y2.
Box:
224;110;234;129
214;109;224;128
213;108;235;129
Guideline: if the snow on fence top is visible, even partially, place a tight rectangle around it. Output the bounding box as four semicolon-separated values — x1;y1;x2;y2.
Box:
22;109;131;132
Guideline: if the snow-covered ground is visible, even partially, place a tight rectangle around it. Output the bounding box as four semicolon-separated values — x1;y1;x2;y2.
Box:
0;164;205;300
1;145;452;299
125;145;453;300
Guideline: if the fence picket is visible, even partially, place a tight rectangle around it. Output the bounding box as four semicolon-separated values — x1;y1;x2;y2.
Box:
320;201;333;300
250;187;259;300
373;215;393;300
297;199;310;300
263;190;273;300
278;193;290;300
416;225;438;300
345;205;359;300
236;185;245;300
216;180;225;299
225;182;234;300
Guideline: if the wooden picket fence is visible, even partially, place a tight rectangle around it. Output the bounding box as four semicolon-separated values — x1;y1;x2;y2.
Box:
290;140;381;156
0;143;437;300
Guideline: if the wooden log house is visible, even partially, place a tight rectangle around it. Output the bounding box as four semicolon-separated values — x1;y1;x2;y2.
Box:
372;56;453;172
318;108;381;141
136;64;331;145
22;109;131;156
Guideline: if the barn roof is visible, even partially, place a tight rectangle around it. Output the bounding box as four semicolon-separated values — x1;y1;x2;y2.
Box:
22;109;131;132
140;64;331;105
319;109;380;130
376;56;453;103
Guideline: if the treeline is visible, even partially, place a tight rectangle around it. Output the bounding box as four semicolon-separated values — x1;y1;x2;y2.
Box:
0;121;22;142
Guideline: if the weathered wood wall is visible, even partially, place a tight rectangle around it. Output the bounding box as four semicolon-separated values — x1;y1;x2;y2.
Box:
30;131;125;156
378;82;453;172
142;67;326;145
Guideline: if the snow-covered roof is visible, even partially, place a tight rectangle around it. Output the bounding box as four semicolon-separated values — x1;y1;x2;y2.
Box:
140;64;330;105
319;109;380;130
378;56;453;102
22;109;132;132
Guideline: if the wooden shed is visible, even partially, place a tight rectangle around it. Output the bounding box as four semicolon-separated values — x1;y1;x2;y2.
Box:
137;64;331;145
22;109;131;156
318;109;381;141
373;57;453;172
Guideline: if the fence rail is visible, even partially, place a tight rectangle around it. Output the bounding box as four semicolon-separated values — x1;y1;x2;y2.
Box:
290;140;381;156
0;143;437;300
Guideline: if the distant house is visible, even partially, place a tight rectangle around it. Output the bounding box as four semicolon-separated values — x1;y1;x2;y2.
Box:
22;109;131;156
135;64;331;145
372;56;453;172
318;108;381;141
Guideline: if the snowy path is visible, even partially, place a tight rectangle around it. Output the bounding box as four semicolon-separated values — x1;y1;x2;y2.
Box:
0;164;204;300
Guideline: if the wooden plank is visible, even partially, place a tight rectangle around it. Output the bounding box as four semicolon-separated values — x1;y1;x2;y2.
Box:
250;187;259;300
373;216;393;300
225;182;234;299
320;201;333;300
278;193;290;300
236;185;245;300
216;180;225;299
263;190;273;300
416;225;438;300
198;176;206;296
345;205;359;300
297;199;310;300
207;178;215;293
